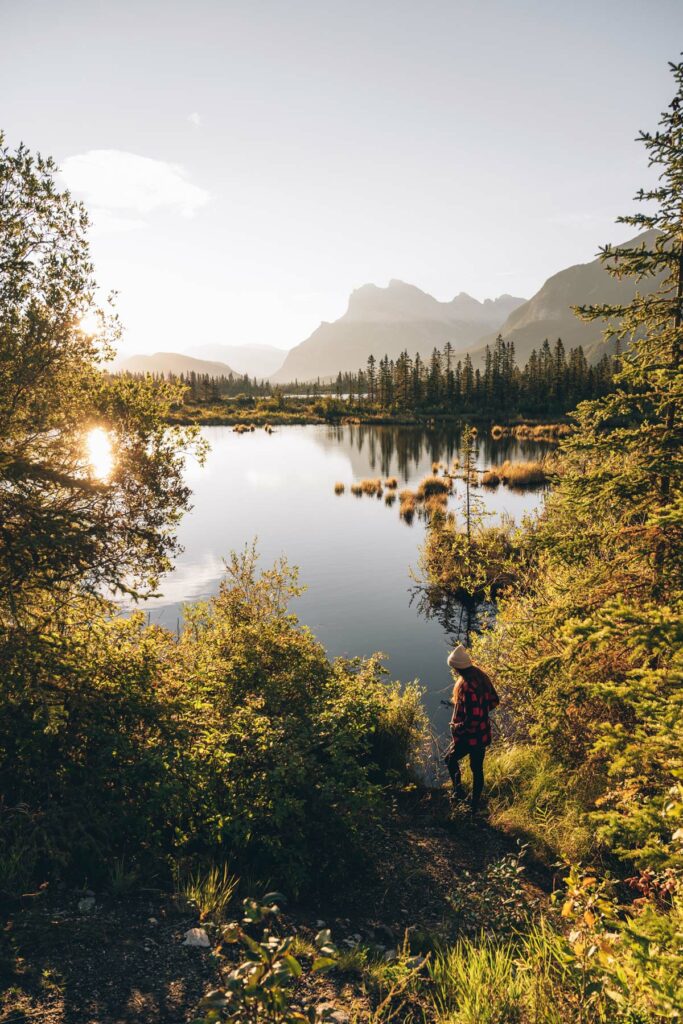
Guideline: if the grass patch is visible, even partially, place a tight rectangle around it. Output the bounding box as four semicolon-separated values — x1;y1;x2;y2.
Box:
498;459;549;489
430;919;594;1024
384;491;397;506
485;744;594;863
350;483;363;497
384;477;398;488
176;862;239;922
334;481;345;495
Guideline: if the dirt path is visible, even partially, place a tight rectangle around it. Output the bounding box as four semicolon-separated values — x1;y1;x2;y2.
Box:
0;791;551;1024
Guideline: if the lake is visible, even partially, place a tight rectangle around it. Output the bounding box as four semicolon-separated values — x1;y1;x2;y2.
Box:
138;424;550;741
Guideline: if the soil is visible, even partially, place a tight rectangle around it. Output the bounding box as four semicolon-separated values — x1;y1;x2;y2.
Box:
0;790;553;1024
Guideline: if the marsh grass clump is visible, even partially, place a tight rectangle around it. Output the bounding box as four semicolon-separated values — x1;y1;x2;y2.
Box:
422;494;449;521
416;475;451;500
482;469;500;488
384;477;398;489
350;483;363;497
399;489;417;523
384;491;396;506
334;481;345;495
360;477;382;496
264;423;273;434
233;423;249;434
491;424;505;439
499;460;549;489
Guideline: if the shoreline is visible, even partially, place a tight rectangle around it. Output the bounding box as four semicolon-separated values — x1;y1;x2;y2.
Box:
166;407;574;430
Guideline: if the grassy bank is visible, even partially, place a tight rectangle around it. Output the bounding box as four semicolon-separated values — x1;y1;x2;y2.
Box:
164;396;574;430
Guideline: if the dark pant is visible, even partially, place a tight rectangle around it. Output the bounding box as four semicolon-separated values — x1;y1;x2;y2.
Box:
446;743;486;811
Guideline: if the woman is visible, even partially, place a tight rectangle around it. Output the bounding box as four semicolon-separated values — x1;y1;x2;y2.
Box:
444;644;500;813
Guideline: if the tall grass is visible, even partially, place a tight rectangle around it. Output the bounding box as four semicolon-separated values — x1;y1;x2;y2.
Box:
485;744;593;862
176;862;239;921
430;920;600;1024
430;937;521;1024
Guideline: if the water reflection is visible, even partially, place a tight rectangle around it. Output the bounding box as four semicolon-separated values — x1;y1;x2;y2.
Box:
134;424;551;739
318;422;554;481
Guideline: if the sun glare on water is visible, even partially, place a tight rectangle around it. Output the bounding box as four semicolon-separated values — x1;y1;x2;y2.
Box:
86;427;114;481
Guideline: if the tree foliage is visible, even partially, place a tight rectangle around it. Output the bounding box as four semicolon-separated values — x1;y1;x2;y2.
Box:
472;60;683;873
0;134;199;621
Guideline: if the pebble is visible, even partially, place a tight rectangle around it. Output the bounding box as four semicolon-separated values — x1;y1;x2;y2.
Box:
78;897;96;913
182;927;211;948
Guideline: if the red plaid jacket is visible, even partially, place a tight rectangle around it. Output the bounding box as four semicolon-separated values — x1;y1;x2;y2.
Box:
450;672;500;748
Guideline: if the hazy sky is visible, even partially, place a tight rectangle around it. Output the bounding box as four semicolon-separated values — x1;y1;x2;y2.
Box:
3;0;682;355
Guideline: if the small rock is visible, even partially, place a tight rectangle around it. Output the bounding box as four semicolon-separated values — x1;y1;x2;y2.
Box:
330;1013;350;1024
316;919;326;927
148;917;159;926
182;927;210;948
78;897;96;913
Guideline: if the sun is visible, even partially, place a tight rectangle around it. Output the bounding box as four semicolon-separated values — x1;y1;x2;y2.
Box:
86;427;114;481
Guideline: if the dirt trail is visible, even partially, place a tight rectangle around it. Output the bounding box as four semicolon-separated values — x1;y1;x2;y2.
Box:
0;790;550;1024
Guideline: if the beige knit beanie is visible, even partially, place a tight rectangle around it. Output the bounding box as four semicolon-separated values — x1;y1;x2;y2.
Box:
447;644;473;670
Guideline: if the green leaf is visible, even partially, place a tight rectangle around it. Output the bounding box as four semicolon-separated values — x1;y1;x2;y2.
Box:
312;956;337;972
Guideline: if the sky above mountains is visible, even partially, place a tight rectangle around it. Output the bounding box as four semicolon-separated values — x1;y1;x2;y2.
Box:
3;0;682;356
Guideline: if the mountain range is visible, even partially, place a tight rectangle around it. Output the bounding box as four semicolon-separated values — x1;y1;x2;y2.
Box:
116;230;660;384
269;285;524;382
188;343;287;379
117;352;237;379
475;229;660;365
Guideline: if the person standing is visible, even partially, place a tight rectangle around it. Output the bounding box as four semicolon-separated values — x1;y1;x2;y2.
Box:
444;644;500;813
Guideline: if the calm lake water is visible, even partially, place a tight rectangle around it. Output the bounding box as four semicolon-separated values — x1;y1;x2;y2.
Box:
138;424;550;739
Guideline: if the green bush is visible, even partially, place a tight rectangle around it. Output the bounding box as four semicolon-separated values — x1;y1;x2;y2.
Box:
0;551;426;895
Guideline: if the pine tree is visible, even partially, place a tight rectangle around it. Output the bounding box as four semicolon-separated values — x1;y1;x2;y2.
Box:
573;59;683;566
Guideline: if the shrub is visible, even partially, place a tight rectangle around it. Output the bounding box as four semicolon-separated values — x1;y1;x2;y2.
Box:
0;552;426;895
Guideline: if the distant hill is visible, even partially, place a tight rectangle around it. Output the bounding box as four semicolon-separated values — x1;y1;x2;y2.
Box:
117;352;237;378
188;343;288;379
473;229;662;365
270;281;525;383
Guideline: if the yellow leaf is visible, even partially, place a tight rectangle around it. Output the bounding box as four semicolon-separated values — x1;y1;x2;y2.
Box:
561;900;574;918
583;910;596;927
